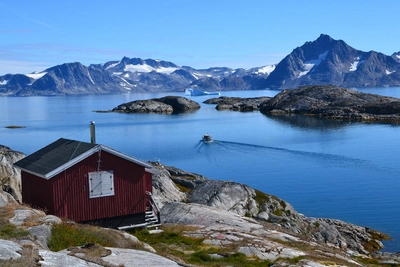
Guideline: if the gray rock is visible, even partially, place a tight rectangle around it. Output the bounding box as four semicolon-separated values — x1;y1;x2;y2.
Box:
256;211;269;221
9;208;46;226
151;164;186;209
101;248;181;267
41;214;63;225
39;249;102;267
0;239;22;260
0;189;18;207
29;224;52;250
0;145;25;202
161;202;263;233
188;180;259;216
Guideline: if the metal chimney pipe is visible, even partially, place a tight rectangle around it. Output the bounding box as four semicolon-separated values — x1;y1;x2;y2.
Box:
90;121;96;144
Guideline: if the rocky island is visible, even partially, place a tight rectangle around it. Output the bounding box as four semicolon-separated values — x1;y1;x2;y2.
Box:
260;85;400;122
110;96;201;113
1;144;400;266
205;85;400;123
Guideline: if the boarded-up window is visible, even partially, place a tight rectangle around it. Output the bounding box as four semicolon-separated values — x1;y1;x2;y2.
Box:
88;170;114;198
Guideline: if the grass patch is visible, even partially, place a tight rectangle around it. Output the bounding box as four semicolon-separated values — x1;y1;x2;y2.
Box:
130;225;273;267
48;222;141;252
0;204;30;240
0;223;30;239
173;182;193;194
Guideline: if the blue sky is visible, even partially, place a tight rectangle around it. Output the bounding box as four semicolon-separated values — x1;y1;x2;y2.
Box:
0;0;399;75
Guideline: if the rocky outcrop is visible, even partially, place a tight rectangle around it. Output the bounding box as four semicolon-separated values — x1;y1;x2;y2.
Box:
204;96;271;111
0;145;25;202
260;85;400;122
153;163;389;257
111;96;200;113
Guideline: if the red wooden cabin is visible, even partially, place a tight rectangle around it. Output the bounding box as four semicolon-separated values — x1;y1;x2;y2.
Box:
14;138;159;229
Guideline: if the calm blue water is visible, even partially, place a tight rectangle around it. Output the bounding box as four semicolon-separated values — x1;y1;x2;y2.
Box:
1;88;400;252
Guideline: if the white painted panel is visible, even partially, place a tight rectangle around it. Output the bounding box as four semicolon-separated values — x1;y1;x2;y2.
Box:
88;170;114;198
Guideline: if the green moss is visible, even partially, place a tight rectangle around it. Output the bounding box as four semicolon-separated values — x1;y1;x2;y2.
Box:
272;209;283;217
173;182;193;194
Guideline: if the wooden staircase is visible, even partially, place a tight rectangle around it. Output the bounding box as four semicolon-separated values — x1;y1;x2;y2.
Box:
117;191;161;230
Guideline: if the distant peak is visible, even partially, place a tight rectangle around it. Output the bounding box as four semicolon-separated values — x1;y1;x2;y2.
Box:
317;34;333;41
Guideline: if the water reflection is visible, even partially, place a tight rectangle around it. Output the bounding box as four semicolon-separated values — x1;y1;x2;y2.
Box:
263;113;358;130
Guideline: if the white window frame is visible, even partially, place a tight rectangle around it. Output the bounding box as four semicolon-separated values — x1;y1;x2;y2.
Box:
88;170;114;198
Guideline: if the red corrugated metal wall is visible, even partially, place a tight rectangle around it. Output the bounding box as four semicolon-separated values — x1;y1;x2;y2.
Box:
145;171;152;193
22;172;54;213
48;150;149;222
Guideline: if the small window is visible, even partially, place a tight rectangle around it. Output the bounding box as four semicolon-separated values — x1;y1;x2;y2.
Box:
88;170;114;198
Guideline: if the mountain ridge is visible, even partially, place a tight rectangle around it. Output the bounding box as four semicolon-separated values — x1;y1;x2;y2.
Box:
1;34;399;96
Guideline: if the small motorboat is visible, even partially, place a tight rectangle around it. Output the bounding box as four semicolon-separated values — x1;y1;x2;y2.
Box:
202;134;213;142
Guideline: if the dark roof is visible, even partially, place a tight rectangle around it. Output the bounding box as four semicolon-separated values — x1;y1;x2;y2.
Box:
14;138;152;179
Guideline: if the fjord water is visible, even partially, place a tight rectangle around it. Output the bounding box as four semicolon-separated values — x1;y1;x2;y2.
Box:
1;88;400;252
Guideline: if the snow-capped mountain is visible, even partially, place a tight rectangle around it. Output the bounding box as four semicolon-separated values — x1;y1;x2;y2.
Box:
1;34;399;96
263;34;400;89
0;56;273;96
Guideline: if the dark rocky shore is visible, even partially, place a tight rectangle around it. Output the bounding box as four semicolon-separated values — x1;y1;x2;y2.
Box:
204;96;271;111
205;85;400;123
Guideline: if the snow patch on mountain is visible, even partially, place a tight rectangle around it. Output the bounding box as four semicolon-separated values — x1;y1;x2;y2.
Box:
298;51;328;77
0;80;8;85
106;62;120;70
25;72;47;80
386;69;395;75
124;64;177;74
256;65;276;75
349;57;365;72
87;70;95;85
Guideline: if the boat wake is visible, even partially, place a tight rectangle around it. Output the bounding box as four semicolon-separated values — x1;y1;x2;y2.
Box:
196;139;370;169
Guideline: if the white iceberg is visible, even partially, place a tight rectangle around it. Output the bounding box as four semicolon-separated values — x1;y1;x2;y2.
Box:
185;88;220;96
